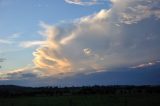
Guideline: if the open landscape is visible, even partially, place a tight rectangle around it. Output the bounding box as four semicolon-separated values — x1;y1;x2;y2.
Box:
0;85;159;106
0;0;160;105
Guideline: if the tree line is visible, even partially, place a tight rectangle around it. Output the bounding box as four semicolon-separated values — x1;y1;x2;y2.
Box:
0;85;159;97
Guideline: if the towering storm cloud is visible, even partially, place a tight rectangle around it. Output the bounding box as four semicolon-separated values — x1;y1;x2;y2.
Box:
0;0;160;81
31;0;160;76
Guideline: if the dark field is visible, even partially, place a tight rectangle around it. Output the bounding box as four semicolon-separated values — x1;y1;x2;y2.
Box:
0;85;160;106
0;94;160;106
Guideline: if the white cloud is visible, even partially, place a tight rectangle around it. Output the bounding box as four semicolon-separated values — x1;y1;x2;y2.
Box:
1;0;160;79
64;0;106;6
60;33;75;45
131;62;155;69
131;60;160;69
30;0;160;76
20;41;45;48
83;48;92;55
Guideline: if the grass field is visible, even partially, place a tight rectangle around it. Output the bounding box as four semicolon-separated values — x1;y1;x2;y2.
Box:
0;94;159;106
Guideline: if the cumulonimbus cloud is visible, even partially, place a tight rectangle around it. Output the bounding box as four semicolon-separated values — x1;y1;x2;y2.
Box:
30;0;160;77
1;0;160;79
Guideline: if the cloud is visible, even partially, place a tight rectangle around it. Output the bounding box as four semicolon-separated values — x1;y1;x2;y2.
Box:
20;41;45;48
1;0;160;80
131;62;155;69
83;48;103;60
131;60;160;69
9;32;21;39
64;0;106;6
0;39;12;44
0;66;40;80
0;32;21;45
83;48;92;56
112;0;160;24
29;0;160;77
32;23;72;76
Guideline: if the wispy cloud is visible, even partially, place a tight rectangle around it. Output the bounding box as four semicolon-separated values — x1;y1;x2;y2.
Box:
64;0;106;6
0;65;39;80
0;39;12;44
0;32;22;45
130;60;160;69
131;62;155;69
20;41;45;48
9;32;21;39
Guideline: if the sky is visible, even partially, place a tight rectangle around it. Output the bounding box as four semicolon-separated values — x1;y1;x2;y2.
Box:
0;0;160;87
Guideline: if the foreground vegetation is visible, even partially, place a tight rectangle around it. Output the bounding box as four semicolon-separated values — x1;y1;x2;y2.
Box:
0;85;159;106
0;94;160;106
